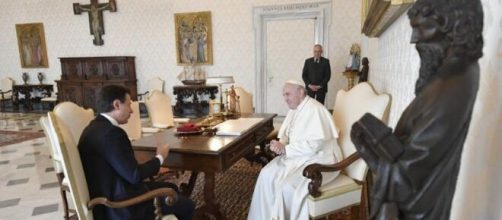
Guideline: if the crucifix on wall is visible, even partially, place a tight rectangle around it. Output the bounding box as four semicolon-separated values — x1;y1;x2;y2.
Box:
73;0;117;46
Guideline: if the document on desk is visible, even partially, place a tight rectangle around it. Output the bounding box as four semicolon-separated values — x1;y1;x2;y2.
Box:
214;118;263;136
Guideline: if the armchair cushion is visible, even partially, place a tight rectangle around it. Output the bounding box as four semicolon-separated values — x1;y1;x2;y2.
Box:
307;174;362;217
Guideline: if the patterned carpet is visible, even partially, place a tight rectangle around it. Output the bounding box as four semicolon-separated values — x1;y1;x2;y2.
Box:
0;112;46;147
165;158;353;220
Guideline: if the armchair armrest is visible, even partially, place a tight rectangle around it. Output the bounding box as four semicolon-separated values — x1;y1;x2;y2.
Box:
87;187;177;209
138;91;150;100
0;89;12;100
0;89;12;97
303;153;360;197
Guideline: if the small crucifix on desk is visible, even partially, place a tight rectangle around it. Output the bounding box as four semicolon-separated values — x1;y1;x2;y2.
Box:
73;0;117;46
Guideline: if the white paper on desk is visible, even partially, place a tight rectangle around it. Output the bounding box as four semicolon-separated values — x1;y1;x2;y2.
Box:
214;118;263;136
174;118;190;123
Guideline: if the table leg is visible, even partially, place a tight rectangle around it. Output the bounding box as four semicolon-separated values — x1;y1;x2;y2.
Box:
180;171;198;197
194;172;225;220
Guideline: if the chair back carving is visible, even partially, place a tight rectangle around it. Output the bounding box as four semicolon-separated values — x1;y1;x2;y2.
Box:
53;102;94;145
145;90;174;128
234;87;253;113
119;101;142;140
48;112;93;220
333;82;390;181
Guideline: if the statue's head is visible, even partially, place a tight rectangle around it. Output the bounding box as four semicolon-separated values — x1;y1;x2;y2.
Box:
350;43;361;56
407;0;483;94
362;57;369;66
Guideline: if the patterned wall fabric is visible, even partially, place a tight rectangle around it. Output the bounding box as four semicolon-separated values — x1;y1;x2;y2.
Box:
362;0;502;218
0;0;362;108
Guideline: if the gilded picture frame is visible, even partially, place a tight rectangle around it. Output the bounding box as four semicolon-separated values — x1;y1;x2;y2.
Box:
174;11;213;65
362;0;416;37
15;23;49;68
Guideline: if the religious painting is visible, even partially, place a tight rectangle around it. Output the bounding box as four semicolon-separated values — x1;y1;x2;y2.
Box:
15;23;49;68
174;11;213;65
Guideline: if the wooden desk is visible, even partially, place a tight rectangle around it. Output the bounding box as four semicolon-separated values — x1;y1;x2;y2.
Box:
132;113;276;219
12;84;53;110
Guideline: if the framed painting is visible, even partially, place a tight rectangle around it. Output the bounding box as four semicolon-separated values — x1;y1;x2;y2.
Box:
174;11;213;65
362;0;416;37
15;23;49;68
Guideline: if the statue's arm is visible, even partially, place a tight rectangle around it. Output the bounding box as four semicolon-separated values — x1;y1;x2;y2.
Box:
352;87;472;201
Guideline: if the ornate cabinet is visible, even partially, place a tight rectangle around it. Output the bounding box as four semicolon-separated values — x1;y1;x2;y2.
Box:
173;85;218;118
56;56;137;111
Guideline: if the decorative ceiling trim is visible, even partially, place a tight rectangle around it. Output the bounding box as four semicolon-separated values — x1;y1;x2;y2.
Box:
362;0;416;37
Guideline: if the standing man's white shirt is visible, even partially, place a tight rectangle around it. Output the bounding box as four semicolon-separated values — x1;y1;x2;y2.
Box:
248;96;343;220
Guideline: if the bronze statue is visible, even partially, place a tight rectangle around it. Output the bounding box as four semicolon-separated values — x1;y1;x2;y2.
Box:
359;57;369;83
350;0;484;219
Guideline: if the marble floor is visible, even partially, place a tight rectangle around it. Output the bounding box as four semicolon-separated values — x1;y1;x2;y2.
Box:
0;112;67;220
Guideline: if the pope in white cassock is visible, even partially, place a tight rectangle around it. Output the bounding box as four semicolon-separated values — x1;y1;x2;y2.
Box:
248;80;343;220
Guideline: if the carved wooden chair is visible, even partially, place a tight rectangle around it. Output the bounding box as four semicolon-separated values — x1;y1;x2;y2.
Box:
145;90;175;129
303;82;391;219
139;77;165;102
39;116;75;219
0;77;14;110
48;107;178;220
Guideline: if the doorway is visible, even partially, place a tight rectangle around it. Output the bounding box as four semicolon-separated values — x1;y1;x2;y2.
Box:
253;1;332;114
265;19;315;115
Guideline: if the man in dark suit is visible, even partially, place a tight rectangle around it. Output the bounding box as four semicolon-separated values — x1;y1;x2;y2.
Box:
78;85;195;220
302;44;331;105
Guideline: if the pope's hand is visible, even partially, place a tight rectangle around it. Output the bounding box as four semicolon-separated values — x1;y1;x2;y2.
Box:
269;140;285;155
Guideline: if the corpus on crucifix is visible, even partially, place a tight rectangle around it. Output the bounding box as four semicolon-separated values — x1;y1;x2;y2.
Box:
73;0;117;45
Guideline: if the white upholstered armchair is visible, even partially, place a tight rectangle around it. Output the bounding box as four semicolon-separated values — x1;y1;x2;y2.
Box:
0;77;14;110
303;82;391;219
145;90;175;129
48;102;178;220
138;77;165;102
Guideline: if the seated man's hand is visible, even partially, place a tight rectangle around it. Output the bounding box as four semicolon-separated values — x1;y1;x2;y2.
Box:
156;143;170;161
269;140;285;155
158;167;170;175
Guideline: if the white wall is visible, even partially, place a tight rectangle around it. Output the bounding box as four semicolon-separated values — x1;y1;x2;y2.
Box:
0;0;361;108
361;0;502;219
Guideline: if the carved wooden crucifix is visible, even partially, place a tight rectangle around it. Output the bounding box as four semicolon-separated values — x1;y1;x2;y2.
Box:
73;0;117;46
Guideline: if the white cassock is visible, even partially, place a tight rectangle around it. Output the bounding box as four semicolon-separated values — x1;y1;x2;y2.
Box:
248;96;343;220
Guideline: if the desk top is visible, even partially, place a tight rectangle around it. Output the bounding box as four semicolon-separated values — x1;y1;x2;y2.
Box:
132;113;276;155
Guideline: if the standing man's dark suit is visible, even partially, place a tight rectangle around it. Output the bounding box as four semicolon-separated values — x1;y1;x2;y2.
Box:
78;114;194;220
302;56;331;104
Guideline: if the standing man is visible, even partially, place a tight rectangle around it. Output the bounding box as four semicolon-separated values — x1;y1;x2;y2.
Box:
78;85;195;220
302;44;331;105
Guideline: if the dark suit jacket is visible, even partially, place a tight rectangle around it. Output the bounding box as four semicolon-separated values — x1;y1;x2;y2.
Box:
78;115;161;220
302;56;331;93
